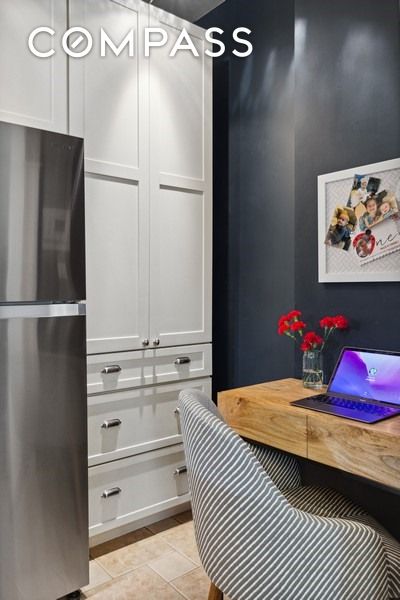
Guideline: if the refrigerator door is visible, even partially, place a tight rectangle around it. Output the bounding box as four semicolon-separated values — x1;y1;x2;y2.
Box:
0;121;85;303
0;305;88;600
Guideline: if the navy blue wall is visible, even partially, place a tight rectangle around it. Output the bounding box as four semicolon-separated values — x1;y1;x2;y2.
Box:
201;0;400;391
294;0;400;378
201;0;296;392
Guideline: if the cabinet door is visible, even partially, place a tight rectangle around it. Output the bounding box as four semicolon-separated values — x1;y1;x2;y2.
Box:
85;174;149;354
69;0;150;354
0;0;67;133
149;7;212;348
69;0;149;180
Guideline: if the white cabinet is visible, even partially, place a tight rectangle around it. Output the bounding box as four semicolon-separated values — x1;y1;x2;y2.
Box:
69;0;151;354
70;1;212;354
149;7;212;347
0;0;68;133
66;0;213;541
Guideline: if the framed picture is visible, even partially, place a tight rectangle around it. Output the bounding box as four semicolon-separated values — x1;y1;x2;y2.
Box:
318;158;400;282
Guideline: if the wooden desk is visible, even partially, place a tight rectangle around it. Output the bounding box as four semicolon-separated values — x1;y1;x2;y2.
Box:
218;378;400;491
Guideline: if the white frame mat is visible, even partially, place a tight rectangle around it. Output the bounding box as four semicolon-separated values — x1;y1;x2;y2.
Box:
318;158;400;283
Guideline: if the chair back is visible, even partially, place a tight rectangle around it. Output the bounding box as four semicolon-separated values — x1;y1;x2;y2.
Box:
178;389;294;597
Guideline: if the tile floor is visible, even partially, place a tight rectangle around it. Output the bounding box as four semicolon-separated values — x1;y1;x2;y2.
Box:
81;511;213;600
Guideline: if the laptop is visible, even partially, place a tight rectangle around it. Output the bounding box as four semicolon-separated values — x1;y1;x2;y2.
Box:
291;347;400;424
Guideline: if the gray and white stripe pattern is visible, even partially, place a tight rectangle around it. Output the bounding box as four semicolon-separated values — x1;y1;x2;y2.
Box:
179;389;400;600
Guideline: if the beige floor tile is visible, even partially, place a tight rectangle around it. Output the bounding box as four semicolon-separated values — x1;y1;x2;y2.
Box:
90;528;153;559
148;550;197;582
161;522;201;565
81;561;112;593
96;536;173;578
83;565;185;599
175;510;193;524
171;567;211;600
147;517;180;535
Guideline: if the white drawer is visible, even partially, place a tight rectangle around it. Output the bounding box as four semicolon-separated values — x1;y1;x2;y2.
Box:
88;378;211;466
88;445;189;536
87;344;212;395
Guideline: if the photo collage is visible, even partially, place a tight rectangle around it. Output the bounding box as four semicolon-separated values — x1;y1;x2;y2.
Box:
325;173;400;263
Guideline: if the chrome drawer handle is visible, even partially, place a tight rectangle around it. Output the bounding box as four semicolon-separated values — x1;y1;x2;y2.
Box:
101;487;122;499
101;419;122;429
175;357;191;366
174;466;187;476
174;407;180;415
101;365;122;375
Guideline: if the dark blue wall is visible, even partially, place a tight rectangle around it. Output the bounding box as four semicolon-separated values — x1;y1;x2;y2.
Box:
201;0;296;392
201;0;400;391
294;0;400;378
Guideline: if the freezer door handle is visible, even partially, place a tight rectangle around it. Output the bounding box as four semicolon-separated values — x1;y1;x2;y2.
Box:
101;487;122;499
0;303;86;319
101;365;122;375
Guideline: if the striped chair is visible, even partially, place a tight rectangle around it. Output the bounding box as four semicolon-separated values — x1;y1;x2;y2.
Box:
179;389;400;600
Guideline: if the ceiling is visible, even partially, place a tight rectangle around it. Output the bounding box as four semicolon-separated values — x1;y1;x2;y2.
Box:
144;0;226;22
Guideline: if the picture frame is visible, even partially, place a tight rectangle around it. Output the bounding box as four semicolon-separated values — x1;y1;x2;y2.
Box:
318;158;400;283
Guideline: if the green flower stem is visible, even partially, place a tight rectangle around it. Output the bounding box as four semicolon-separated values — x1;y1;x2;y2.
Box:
321;326;336;351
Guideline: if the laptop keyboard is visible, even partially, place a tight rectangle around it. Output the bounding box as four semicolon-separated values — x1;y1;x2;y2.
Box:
315;396;395;416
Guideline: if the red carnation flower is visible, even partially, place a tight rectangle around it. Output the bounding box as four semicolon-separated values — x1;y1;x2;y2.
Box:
333;315;349;330
303;331;324;348
300;341;312;351
278;315;289;327
320;316;335;329
291;321;306;332
286;310;302;321
278;323;290;335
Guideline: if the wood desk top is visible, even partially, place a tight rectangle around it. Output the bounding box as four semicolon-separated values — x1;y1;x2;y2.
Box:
218;378;400;492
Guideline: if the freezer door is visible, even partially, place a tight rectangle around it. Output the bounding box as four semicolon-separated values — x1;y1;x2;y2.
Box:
0;305;88;600
0;121;85;302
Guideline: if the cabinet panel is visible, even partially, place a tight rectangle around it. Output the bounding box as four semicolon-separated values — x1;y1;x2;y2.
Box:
0;0;67;132
88;445;189;536
87;344;212;394
88;378;211;466
150;187;211;345
85;174;149;354
153;25;204;181
69;0;148;179
149;7;212;348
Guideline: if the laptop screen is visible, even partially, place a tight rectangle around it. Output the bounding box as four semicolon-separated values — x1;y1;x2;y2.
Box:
329;348;400;406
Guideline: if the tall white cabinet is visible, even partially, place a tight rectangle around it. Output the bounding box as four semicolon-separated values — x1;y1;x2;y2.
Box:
70;0;213;542
149;7;212;348
0;0;212;544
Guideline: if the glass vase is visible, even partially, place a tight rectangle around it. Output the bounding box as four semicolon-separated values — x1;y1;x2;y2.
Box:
302;350;324;390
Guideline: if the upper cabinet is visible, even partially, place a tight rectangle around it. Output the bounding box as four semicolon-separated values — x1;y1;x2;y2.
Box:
69;0;148;181
148;7;212;348
0;0;68;133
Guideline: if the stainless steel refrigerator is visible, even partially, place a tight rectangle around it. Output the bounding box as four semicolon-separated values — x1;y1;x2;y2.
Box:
0;122;88;600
